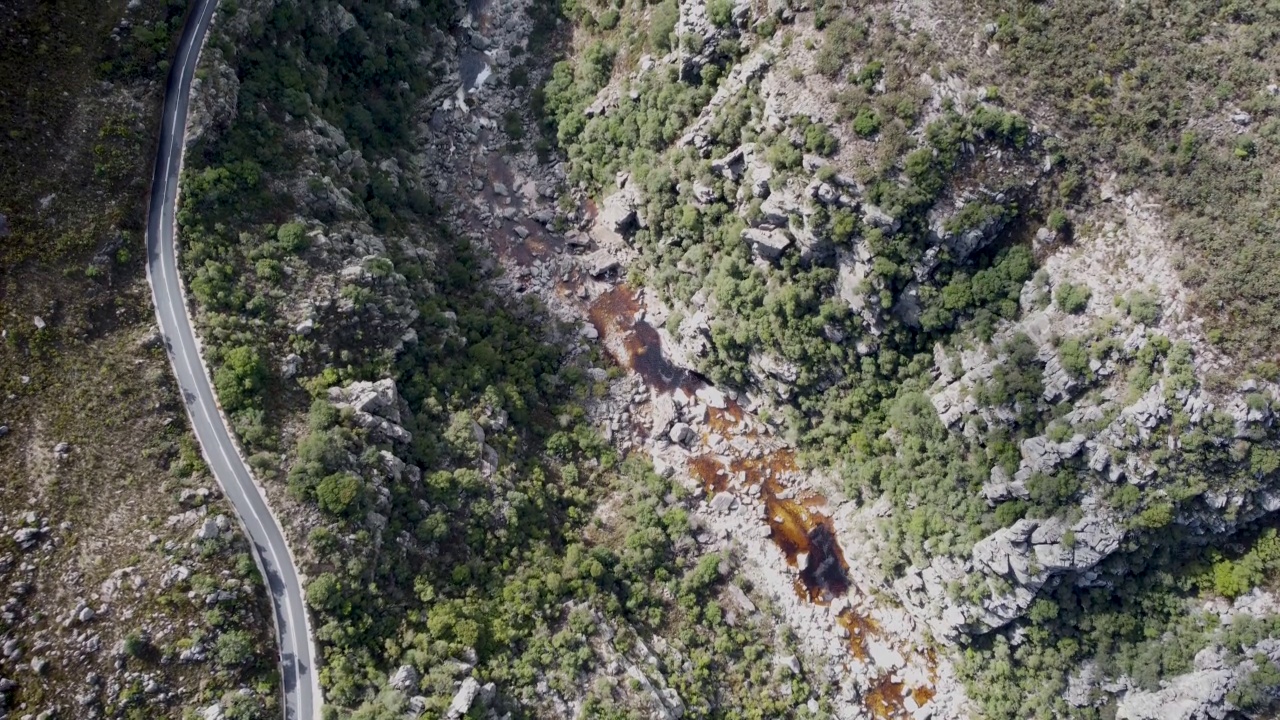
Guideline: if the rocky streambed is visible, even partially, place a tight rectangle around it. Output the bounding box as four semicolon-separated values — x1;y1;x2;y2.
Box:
414;3;966;716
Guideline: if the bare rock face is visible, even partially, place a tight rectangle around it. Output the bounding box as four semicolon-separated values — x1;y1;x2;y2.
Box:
388;664;418;693
927;197;1008;266
592;189;641;247
741;227;791;260
445;677;480;720
328;378;412;444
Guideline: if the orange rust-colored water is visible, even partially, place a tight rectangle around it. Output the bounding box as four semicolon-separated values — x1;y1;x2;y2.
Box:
862;673;938;720
588;286;691;392
837;609;879;662
686;446;851;603
866;676;908;719
571;224;936;717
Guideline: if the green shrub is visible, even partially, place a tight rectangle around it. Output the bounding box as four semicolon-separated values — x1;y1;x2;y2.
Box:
707;0;734;28
1119;290;1160;325
212;345;267;413
803;122;838;156
1055;281;1092;314
214;630;255;667
852;108;881;137
650;0;679;51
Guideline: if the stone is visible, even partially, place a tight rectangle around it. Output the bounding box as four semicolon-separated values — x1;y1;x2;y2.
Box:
725;583;756;613
650;394;677;436
694;386;727;409
710;492;736;513
389;664;419;692
201;703;225;720
584;249;620;277
0;213;8;238
281;353;302;379
862;204;900;233
741;228;791;260
194;518;220;541
12;528;40;548
598;191;639;235
446;677;481;720
778;654;802;675
669;423;696;446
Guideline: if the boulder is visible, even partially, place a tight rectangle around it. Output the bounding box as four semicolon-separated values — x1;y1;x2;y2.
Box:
389;664;419;693
194;518;220;542
446;677;481;720
584;250;620;277
669;423;697;447
598;191;639;235
741;228;791;260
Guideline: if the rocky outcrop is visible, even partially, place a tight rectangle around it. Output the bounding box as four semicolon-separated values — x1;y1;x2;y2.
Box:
328;379;413;444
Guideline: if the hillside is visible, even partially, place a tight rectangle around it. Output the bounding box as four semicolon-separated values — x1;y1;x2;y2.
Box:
0;0;279;717
7;0;1280;718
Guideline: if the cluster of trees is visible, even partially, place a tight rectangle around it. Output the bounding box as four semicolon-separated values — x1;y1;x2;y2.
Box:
539;2;1280;716
179;0;815;717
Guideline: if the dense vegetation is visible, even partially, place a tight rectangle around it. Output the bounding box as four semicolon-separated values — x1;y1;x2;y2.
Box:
179;0;810;716
536;0;1280;716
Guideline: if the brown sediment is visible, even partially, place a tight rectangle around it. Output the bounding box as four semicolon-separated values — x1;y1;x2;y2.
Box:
912;684;936;709
689;454;729;492
690;447;852;603
865;675;908;719
706;403;745;434
836;609;879;662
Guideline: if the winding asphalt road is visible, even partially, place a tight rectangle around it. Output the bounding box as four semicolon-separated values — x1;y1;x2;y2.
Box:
144;1;320;718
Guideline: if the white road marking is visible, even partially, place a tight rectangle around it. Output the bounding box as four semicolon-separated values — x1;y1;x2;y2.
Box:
146;0;317;717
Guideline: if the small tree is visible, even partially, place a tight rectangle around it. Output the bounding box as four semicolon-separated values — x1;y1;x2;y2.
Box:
213;345;268;412
215;629;254;666
1055;282;1092;314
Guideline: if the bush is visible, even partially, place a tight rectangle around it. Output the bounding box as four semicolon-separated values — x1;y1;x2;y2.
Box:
650;0;679;51
213;345;267;412
123;632;147;657
707;0;734;28
1119;290;1160;325
803;122;838;156
315;472;364;517
1055;281;1092;314
852;108;881;137
215;630;255;666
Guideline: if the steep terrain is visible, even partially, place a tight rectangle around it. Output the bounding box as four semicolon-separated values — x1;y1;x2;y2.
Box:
0;0;280;718
165;0;1280;718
